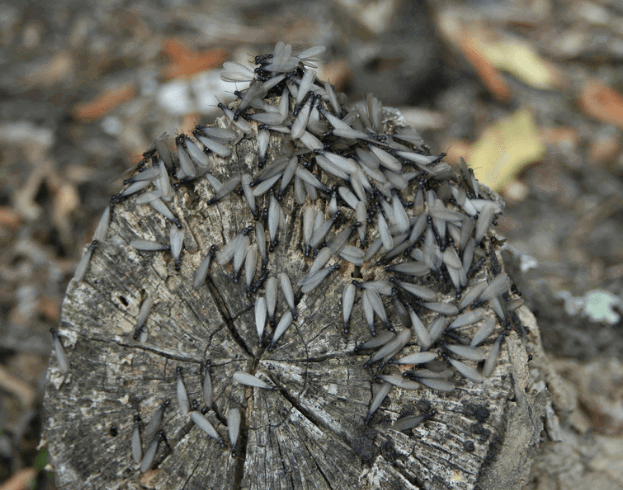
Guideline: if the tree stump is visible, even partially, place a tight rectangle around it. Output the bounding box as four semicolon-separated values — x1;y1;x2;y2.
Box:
43;44;548;489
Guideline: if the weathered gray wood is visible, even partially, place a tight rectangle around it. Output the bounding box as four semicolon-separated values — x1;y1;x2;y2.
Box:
43;102;546;488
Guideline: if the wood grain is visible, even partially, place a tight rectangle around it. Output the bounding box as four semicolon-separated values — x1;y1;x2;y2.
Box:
43;112;546;489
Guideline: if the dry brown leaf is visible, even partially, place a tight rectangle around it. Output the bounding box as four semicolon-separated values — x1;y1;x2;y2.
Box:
162;38;196;64
462;34;512;102
0;468;37;490
319;59;351;92
72;83;136;123
438;13;560;99
181;113;202;135
580;80;623;130
0;206;21;230
588;133;620;165
161;38;227;80
444;139;472;167
25;51;74;89
39;296;61;322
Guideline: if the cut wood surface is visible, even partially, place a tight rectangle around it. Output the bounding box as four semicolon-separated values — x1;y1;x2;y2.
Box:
43;48;547;489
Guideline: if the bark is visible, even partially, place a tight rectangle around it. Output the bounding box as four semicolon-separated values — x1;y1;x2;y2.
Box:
43;114;547;490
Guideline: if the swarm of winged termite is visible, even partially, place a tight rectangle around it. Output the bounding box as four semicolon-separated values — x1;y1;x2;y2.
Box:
47;42;524;486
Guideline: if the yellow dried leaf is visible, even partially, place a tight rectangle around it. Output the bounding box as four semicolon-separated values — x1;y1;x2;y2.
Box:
470;29;559;90
468;108;546;192
480;39;556;90
437;13;559;92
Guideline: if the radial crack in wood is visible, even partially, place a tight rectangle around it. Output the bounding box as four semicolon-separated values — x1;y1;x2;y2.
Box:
43;43;548;490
